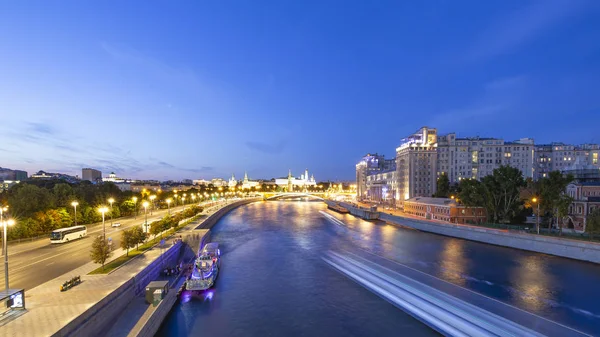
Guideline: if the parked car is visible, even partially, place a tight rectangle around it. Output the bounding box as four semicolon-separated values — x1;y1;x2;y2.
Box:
112;222;121;227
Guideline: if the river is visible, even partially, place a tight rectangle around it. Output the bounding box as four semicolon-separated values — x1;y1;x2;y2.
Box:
156;201;600;336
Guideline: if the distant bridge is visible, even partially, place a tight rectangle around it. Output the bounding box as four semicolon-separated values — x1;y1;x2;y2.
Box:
262;192;325;201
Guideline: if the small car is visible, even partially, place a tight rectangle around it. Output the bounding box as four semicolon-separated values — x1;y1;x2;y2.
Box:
111;222;121;227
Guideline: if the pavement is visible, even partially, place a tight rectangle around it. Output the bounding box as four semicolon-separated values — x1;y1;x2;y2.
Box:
0;201;222;291
0;201;233;337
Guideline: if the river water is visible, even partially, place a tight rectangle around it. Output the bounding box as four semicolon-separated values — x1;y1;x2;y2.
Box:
156;201;600;336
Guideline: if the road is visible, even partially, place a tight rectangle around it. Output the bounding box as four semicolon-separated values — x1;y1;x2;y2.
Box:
0;201;225;291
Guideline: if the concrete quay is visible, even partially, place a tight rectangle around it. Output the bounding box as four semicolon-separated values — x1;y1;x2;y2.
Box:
105;197;261;337
335;201;600;264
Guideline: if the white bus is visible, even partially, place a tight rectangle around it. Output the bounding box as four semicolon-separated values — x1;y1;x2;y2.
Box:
50;225;87;243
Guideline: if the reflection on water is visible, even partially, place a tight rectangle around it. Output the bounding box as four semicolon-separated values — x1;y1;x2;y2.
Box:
438;239;468;287
511;254;553;312
158;202;600;337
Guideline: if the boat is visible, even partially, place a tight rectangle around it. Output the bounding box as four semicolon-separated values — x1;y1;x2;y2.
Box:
186;243;221;291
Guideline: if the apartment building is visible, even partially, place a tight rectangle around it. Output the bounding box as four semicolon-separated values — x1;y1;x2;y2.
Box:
356;153;392;200
437;133;534;183
395;127;438;204
535;143;600;180
82;168;102;183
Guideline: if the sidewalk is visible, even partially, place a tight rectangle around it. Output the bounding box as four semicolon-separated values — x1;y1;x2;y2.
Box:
0;201;231;337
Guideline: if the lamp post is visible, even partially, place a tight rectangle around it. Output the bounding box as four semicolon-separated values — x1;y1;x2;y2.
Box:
533;197;540;235
1;206;15;291
192;194;196;204
166;198;172;215
182;197;186;212
71;201;79;226
99;207;108;240
149;195;156;215
143;201;149;233
108;198;115;227
132;197;138;219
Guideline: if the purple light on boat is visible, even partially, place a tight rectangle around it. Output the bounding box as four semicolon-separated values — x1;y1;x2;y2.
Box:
205;291;214;300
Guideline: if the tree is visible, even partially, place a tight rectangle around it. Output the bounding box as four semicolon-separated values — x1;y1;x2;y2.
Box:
435;173;450;198
458;179;486;208
539;171;574;230
90;235;112;270
120;229;136;256
8;184;55;218
131;226;146;250
150;220;163;238
586;208;600;240
52;183;74;207
482;166;526;223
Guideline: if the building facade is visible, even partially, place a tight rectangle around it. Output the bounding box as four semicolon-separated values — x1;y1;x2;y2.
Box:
102;172;128;183
403;197;487;224
356;153;395;201
82;168;102;183
0;180;20;193
534;143;600;180
566;182;600;231
0;168;27;181
437;133;534;183
275;169;317;189
241;172;260;189
395;127;438;204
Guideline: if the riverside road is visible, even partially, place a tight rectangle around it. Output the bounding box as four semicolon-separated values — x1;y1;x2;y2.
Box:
157;201;600;336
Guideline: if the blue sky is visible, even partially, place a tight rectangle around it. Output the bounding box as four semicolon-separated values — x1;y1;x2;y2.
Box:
1;1;599;181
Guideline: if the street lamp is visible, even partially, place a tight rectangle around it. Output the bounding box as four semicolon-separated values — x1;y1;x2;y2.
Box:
149;195;156;215
132;197;138;219
143;201;149;233
1;206;14;291
182;197;186;211
71;201;79;226
166;198;172;215
192;194;196;204
108;198;115;227
98;207;109;240
532;197;540;235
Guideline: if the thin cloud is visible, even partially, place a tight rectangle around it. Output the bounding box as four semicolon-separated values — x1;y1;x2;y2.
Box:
27;122;55;135
430;75;528;130
469;0;590;60
245;140;287;154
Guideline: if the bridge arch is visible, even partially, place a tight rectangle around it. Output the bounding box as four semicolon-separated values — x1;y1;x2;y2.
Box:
265;192;324;201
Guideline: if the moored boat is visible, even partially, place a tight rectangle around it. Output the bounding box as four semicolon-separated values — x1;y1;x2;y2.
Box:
186;243;220;291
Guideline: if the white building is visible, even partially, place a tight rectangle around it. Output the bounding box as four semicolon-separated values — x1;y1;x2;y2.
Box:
102;172;127;183
193;179;210;186
275;169;317;189
115;183;131;191
241;172;260;189
228;174;238;188
210;178;227;187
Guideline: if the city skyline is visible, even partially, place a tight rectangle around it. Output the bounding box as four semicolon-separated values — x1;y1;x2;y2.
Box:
2;1;600;180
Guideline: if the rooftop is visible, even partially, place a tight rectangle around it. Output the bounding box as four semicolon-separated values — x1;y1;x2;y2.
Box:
406;197;457;206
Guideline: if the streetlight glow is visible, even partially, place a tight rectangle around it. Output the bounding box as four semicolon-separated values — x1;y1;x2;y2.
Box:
108;198;115;227
99;206;109;240
71;201;79;226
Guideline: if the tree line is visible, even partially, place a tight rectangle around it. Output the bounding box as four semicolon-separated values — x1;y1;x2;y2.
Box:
435;166;579;232
91;204;204;269
1;180;135;240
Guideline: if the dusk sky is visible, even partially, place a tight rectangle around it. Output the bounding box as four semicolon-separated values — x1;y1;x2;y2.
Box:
1;1;599;181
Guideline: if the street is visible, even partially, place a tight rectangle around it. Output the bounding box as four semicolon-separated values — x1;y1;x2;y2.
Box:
0;202;215;290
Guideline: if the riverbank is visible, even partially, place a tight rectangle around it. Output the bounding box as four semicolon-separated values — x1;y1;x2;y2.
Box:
0;198;260;337
334;201;600;264
106;197;261;337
